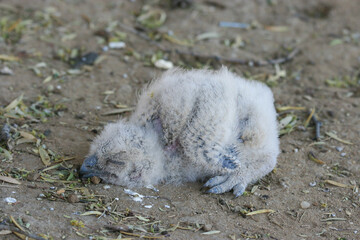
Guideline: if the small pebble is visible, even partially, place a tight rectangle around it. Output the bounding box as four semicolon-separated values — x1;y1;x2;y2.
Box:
293;148;298;153
68;194;79;203
164;205;170;209
39;193;45;198
50;207;54;211
0;66;14;75
309;181;317;187
300;201;311;209
109;41;126;49
154;59;174;70
144;205;153;209
91;176;101;184
336;146;344;152
4;197;17;203
203;224;213;232
103;185;111;189
340;152;346;157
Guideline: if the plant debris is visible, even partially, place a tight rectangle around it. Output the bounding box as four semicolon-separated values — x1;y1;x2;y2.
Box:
325;132;353;145
308;152;325;165
246;209;275;216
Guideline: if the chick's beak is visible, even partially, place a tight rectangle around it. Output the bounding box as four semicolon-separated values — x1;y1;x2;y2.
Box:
80;154;98;178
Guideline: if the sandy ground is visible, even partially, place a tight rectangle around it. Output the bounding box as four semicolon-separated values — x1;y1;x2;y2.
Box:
0;0;359;239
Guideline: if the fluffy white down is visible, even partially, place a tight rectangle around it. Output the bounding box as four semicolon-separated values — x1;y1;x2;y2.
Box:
86;67;279;195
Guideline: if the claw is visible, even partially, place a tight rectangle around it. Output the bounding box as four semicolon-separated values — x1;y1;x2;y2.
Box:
205;175;246;196
207;186;223;194
203;175;228;188
233;184;245;197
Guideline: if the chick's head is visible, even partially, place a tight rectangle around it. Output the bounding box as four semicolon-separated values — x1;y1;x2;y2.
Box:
80;121;164;187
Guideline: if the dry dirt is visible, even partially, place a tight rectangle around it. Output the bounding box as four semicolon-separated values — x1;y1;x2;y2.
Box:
0;0;360;239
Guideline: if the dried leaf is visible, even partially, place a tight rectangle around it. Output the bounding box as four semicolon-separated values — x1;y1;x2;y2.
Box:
308;151;325;165
324;180;353;189
43;76;52;83
10;216;25;231
304;108;315;128
137;8;166;29
0;54;20;61
4;94;23;112
39;146;51;166
80;211;102;216
196;32;220;41
0;176;21;185
163;34;193;46
246;209;275;216
19;131;37;141
325;132;353;145
276;106;306;112
135;215;150;222
56;188;65;194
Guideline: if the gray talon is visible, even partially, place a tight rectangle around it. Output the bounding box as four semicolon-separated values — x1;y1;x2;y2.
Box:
233;184;245;197
204;176;228;188
207;186;222;194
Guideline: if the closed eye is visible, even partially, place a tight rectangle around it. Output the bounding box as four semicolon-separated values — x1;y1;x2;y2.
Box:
107;159;125;165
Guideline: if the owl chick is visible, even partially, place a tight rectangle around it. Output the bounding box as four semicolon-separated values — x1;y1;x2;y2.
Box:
80;67;279;197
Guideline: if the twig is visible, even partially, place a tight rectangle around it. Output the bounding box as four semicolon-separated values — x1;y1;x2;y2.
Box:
118;23;300;67
0;224;46;240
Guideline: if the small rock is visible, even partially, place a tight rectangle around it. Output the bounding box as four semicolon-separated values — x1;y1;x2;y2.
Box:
68;194;79;203
91;176;101;184
109;41;126;49
309;181;317;187
0;66;14;75
300;201;311;209
340;152;346;157
203;224;213;232
4;197;17;203
154;59;174;69
27;172;40;181
336;146;344;152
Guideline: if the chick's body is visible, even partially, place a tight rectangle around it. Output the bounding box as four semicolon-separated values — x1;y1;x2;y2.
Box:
81;67;279;196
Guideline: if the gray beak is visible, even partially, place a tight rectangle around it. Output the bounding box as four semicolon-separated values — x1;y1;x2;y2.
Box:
80;154;98;178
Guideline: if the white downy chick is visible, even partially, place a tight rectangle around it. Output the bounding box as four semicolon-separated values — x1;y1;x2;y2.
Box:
80;67;279;197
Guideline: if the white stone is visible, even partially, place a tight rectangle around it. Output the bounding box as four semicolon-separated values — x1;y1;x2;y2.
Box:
154;59;174;69
300;201;311;209
109;41;126;49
